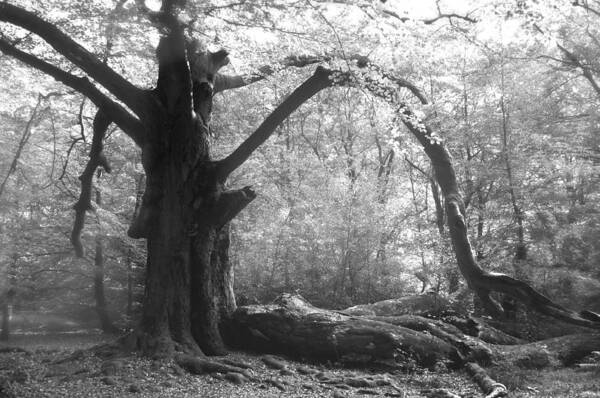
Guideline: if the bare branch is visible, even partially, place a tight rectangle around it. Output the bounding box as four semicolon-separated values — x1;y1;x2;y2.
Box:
214;55;327;93
216;66;333;179
381;9;477;25
0;39;145;145
0;2;145;113
311;0;477;25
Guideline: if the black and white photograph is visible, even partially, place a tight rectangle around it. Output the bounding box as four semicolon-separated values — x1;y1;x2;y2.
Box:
0;0;599;396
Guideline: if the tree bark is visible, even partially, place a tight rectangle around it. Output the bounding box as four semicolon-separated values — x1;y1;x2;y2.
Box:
131;33;257;356
229;294;461;367
230;294;600;371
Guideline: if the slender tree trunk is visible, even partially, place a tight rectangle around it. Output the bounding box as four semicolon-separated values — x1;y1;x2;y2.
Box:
407;160;432;292
500;67;527;264
127;251;133;318
1;298;9;341
93;188;118;333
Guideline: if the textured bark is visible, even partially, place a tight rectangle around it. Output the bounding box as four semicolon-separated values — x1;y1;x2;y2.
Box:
229;294;600;374
229;294;460;367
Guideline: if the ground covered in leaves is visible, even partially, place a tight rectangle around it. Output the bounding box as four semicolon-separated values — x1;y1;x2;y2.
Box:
0;333;598;397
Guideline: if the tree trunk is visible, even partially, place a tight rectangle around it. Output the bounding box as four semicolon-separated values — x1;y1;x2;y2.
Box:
1;299;9;341
124;36;256;357
135;125;215;355
1;287;14;341
500;66;527;265
94;188;117;334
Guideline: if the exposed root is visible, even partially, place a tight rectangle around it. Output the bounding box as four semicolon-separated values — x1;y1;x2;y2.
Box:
175;354;255;380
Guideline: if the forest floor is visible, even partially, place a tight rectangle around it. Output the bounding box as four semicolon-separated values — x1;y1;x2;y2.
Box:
0;333;599;397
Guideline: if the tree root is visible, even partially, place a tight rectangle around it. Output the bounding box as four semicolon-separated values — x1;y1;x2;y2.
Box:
175;354;255;380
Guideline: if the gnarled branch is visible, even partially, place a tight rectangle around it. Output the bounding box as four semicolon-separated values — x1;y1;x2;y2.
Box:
71;110;112;257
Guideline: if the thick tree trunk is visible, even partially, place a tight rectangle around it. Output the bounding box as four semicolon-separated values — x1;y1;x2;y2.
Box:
135;117;214;355
124;34;256;357
211;224;237;318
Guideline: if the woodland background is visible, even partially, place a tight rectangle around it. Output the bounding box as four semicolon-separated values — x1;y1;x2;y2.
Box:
0;0;599;334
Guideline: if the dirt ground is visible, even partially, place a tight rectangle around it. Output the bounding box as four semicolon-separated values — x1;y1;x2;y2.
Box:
0;333;599;397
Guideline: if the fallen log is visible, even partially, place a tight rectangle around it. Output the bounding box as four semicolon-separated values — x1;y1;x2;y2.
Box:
492;333;600;368
228;294;461;368
228;294;600;370
343;293;524;345
342;292;459;316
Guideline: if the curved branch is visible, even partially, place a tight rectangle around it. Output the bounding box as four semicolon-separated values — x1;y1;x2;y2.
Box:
214;54;327;93
216;66;333;179
0;2;145;113
0;39;144;145
71;110;111;257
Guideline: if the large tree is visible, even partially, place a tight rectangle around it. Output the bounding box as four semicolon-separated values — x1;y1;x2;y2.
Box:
1;0;598;361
